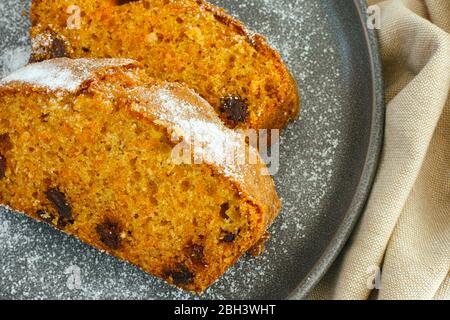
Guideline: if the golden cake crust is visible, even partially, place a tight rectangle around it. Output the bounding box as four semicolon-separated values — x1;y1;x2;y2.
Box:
0;58;281;292
30;0;300;132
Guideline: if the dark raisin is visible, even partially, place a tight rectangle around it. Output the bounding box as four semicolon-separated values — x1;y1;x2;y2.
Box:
51;38;67;58
248;231;271;257
29;33;67;62
81;47;90;53
220;95;248;124
29;54;41;63
96;220;121;250
219;202;230;219
57;219;70;229
164;264;193;285
0;133;13;153
40;113;49;122
185;244;207;268
0;154;6;179
115;0;140;5
221;232;236;243
45;188;73;222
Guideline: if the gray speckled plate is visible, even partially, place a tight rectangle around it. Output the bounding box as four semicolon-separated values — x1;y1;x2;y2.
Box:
0;0;383;299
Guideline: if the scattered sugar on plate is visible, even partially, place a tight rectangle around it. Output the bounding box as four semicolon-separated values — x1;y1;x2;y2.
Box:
0;0;345;299
0;46;31;77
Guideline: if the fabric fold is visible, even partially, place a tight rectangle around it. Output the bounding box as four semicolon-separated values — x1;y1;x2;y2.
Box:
309;0;450;300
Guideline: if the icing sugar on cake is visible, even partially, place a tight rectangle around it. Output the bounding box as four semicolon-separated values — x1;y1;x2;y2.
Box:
131;86;252;181
0;58;136;91
1;58;257;184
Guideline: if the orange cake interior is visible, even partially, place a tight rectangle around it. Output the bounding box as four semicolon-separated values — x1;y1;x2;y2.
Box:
30;0;300;131
0;58;281;292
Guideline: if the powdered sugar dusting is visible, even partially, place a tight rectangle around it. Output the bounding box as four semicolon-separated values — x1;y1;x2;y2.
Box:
1;58;136;91
139;87;246;181
0;46;31;77
2;62;79;91
0;0;354;300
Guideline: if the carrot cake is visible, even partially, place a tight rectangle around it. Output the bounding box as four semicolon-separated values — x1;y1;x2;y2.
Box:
0;58;281;292
30;0;300;131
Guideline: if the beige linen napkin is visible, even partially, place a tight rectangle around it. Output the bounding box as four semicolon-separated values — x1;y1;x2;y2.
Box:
309;0;450;300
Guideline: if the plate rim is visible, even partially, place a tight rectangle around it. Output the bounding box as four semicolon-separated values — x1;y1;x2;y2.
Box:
288;0;385;299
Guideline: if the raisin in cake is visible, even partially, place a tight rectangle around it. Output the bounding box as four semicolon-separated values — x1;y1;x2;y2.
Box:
30;0;300;131
0;58;281;292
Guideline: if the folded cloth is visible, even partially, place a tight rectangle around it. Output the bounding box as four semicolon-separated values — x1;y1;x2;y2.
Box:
309;0;450;300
